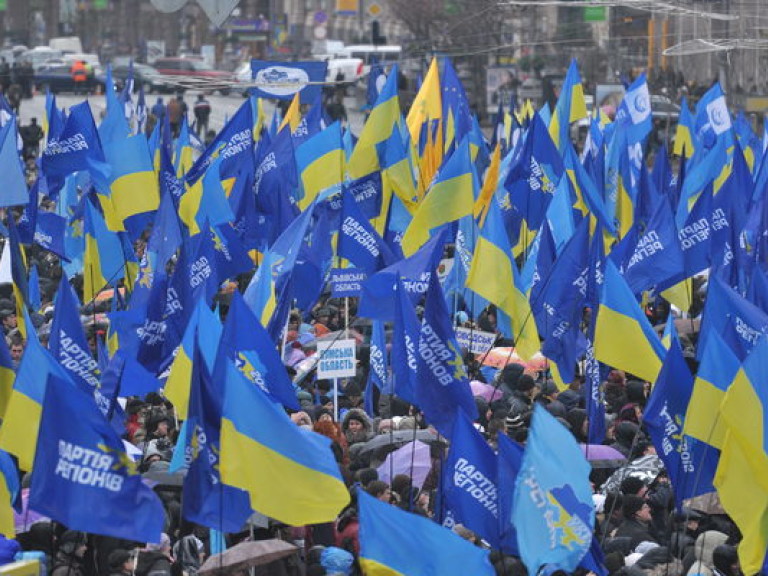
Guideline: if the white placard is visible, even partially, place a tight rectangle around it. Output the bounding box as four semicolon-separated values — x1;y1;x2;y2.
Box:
455;327;498;355
316;338;357;379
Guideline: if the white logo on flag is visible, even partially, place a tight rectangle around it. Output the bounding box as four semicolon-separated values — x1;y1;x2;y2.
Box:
706;96;731;135
627;85;650;125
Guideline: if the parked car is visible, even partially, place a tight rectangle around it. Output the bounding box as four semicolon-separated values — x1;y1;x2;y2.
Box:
112;63;174;93
34;63;106;94
153;57;233;95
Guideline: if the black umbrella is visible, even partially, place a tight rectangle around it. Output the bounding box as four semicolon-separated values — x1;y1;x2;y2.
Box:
357;429;447;456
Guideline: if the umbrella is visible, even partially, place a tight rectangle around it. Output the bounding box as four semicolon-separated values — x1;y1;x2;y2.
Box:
377;441;432;489
683;492;726;516
470;380;504;403
478;347;549;371
198;539;299;576
600;454;664;494
580;444;627;469
142;467;186;488
357;429;447;456
14;489;49;534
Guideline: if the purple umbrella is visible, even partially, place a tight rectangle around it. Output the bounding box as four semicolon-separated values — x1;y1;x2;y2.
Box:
580;444;627;469
377;441;432;489
470;380;503;403
14;489;49;533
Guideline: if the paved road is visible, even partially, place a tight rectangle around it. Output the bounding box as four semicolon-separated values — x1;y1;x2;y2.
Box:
16;90;366;137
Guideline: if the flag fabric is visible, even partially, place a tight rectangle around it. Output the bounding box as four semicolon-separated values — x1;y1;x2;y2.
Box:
48;275;101;398
0;312;70;471
594;260;665;383
358;489;494;576
0;334;14;421
220;361;349;526
674;97;696;157
643;335;719;510
416;272;477;437
513;405;595;576
401;139;476;256
615;73;652;145
83;198;125;304
337;189;394;273
390;278;420;407
466;198;539;361
0;116;28;207
0;449;18;537
29;372;164;542
359;229;446;321
406;58;442;145
178;344;252;532
549;59;588;151
219;291;299;410
295;120;344;210
443;410;501;546
715;336;768;574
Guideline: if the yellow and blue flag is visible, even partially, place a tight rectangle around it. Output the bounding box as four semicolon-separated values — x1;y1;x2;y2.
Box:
358;489;494;576
0;311;74;471
83;198;126;304
220;360;349;526
400;138;476;256
29;371;164;542
0;333;14;421
178;156;236;236
548;59;588;151
714;336;768;574
466;198;540;361
0;450;18;537
673;97;696;158
295;120;344;210
348;64;401;178
513;405;594;576
594;260;665;383
406;57;442;146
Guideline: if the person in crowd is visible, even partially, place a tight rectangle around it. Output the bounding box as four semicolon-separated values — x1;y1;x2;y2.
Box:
193;94;211;136
108;549;136;576
51;531;88;576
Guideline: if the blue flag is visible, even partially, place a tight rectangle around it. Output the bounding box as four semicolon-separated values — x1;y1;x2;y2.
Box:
390;278;420;406
513;405;595;576
48;275;102;398
444;410;501;547
497;433;524;555
644;335;719;511
29;372;164;542
416;272;477;437
180;344;253;532
359;229;446;321
337;188;394;273
219;291;299;410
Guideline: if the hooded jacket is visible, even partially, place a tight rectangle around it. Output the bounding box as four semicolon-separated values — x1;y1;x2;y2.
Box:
341;409;374;445
686;531;729;576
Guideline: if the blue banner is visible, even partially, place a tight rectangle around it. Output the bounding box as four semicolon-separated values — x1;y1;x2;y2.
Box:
250;60;328;104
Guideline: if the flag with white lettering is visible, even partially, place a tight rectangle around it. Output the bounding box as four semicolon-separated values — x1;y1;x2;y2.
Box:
644;334;718;510
338;189;394;273
29;372;164;542
391;278;420;407
444;410;501;547
48;275;103;401
416;271;477;437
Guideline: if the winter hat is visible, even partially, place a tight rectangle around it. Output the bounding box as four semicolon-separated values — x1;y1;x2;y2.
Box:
515;374;536;392
108;549;132;570
634;541;660;556
615;421;641;445
604;550;626;574
59;531;87;554
622;495;646;519
712;545;739;575
565;408;588;435
620;476;647;496
501;363;525;387
539;379;559;397
320;546;354;575
345;412;366;427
